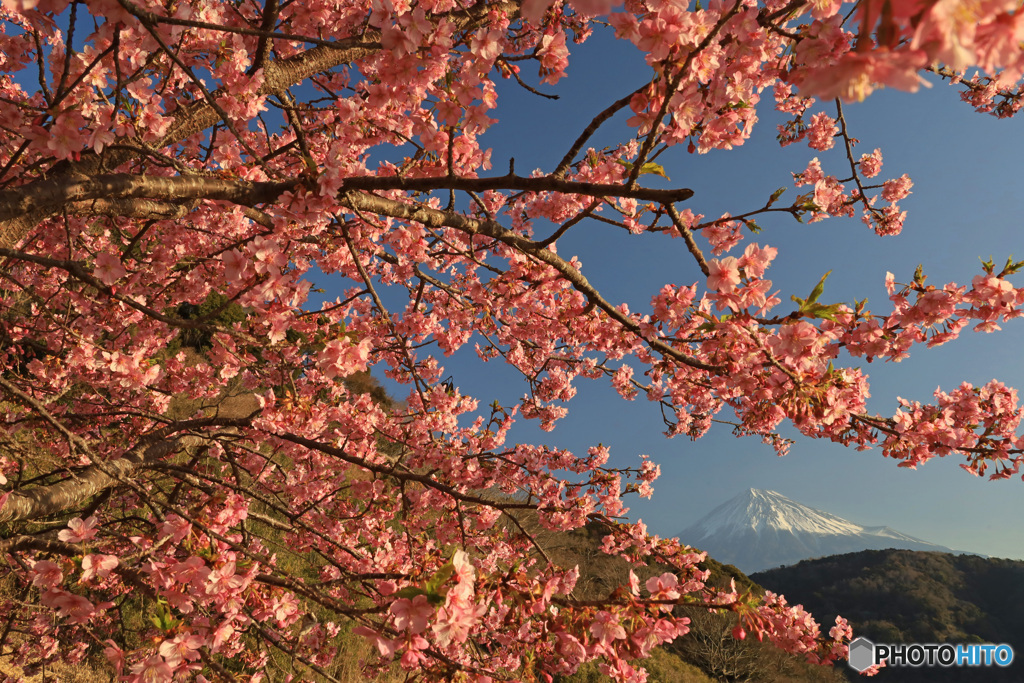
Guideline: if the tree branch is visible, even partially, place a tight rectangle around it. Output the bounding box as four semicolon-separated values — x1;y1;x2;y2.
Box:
0;40;374;248
67;197;196;220
0;2;524;248
341;173;694;205
341;192;719;372
0;398;251;523
0;173;299;225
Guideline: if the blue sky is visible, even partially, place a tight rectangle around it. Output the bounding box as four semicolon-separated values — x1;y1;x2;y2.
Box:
323;26;1024;561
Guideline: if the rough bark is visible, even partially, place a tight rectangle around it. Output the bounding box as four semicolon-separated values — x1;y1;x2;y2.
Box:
0;438;185;524
0;174;300;226
0;385;257;523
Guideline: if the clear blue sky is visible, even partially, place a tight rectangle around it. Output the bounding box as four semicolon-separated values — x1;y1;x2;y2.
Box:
325;26;1024;561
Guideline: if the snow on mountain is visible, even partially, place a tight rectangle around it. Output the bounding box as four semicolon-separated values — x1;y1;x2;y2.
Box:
679;488;957;574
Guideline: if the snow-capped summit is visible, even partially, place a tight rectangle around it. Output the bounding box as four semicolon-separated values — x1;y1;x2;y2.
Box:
679;488;955;573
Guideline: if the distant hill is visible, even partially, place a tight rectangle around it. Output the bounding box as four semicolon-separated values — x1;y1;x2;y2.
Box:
752;549;1024;682
679;488;960;573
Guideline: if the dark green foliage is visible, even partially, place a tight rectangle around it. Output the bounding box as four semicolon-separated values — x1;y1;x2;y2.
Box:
167;291;248;353
752;550;1024;682
343;370;394;411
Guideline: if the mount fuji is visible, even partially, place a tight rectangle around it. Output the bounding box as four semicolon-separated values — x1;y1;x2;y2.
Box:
678;488;956;573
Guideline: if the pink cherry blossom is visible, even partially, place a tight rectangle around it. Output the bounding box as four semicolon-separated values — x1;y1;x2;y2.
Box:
103;640;125;677
352;626;398;657
859;149;884;178
129;654;173;682
45;112;90;160
221;249;250;281
1;0;40;12
590;610;627;646
646;573;681;602
432;598;485;646
319;338;373;379
168;557;210;586
205;560;244;595
80;555;118;583
882;174;914;201
707;257;741;293
797;49;930;102
58;516;99;543
93;253;127;287
738;243;777;279
41;589;100;624
390;594;434;633
30;560;63;589
158;633;204;666
806;112;838;151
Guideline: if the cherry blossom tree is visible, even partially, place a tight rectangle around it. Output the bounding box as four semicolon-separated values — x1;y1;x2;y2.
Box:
0;0;1022;680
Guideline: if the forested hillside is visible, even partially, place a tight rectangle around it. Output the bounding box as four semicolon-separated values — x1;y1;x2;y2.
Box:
753;550;1024;682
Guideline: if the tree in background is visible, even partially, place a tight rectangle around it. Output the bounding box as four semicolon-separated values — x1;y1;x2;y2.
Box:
0;0;1022;679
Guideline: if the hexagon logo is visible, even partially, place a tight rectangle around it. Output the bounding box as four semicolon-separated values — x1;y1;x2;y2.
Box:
848;637;876;672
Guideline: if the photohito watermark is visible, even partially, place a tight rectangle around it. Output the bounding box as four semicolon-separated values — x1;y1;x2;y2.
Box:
848;637;1014;672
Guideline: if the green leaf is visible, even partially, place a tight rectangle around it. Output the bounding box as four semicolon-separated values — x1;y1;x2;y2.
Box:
394;586;428;600
637;162;670;180
766;187;787;207
425;559;456;594
1001;255;1024;276
614;160;670;180
806;270;831;306
802;302;842;322
148;600;179;632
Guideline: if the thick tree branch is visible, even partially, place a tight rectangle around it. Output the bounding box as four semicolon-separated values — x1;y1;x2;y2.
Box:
0;173;299;225
0;171;692;234
0;438;184;523
66;197;197;220
0;535;80;556
0;402;251;523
